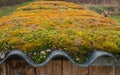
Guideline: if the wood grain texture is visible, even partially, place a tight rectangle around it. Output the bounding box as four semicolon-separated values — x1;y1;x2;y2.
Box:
53;60;62;75
0;63;6;75
63;60;88;75
36;60;62;75
115;66;120;75
6;63;10;75
77;67;88;75
89;66;113;75
36;61;53;75
7;60;35;75
63;60;71;75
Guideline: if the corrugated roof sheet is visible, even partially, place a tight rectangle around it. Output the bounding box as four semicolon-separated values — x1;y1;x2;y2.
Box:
0;50;119;67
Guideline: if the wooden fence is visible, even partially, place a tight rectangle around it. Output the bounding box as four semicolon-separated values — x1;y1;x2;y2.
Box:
0;59;120;75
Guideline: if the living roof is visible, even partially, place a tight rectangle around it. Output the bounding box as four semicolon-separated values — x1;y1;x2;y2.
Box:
0;1;120;63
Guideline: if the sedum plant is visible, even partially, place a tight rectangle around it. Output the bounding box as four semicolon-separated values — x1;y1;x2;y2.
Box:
0;1;120;63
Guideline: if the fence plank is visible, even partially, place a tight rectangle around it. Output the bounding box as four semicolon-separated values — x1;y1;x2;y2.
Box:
63;60;72;75
89;66;113;75
0;63;7;75
115;67;120;75
53;60;62;75
63;60;88;75
36;61;53;75
6;63;10;75
36;60;62;75
77;67;88;75
7;60;35;75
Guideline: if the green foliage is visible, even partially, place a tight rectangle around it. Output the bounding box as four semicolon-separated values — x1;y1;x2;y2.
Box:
89;5;116;14
0;6;17;17
0;1;34;17
111;16;120;24
0;0;33;7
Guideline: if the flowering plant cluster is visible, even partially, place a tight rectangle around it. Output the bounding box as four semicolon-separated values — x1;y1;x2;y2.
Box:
0;1;120;63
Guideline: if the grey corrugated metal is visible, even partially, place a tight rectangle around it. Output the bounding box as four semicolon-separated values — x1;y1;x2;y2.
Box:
0;50;119;67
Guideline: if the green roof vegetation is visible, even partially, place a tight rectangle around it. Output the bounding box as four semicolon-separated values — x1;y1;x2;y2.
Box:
0;1;120;63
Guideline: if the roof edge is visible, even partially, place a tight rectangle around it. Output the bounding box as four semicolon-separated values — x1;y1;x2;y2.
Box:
0;50;119;67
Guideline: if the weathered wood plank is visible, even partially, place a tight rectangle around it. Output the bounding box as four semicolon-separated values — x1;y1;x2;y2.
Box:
48;61;53;75
63;60;88;75
6;62;10;75
63;60;72;75
53;60;62;75
25;67;35;75
36;61;53;75
7;60;35;75
115;66;120;75
0;63;7;75
89;66;113;75
36;60;62;75
77;67;88;75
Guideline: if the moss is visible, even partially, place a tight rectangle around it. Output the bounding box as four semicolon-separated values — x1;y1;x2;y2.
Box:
0;1;120;63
